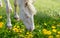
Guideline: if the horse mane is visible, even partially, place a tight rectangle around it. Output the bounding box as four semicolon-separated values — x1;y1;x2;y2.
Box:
26;0;37;15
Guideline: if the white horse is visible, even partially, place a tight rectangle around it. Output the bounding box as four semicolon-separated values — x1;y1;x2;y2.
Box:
1;0;36;31
0;0;3;7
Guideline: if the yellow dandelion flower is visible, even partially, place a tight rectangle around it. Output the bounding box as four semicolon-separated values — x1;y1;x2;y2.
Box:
42;29;51;35
29;33;33;37
48;35;53;38
42;29;47;32
42;29;47;35
13;28;16;31
52;26;56;29
0;22;3;28
57;31;60;34
56;35;60;38
47;31;52;35
25;33;33;38
13;28;19;32
42;29;47;34
16;29;19;32
52;29;57;33
0;16;2;19
43;31;47;35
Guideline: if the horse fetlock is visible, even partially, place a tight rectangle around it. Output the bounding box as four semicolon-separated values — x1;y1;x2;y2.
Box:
9;6;13;12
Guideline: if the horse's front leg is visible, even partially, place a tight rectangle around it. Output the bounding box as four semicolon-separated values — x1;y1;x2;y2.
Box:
0;0;3;7
6;6;12;29
6;7;12;29
5;0;12;29
14;0;19;21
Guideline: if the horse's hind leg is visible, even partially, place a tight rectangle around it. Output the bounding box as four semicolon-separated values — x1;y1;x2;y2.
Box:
0;0;3;7
14;0;19;21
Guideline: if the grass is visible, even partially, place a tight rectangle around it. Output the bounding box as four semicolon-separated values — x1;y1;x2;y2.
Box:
0;0;60;38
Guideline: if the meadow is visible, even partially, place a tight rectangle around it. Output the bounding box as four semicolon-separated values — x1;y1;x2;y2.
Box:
0;0;60;38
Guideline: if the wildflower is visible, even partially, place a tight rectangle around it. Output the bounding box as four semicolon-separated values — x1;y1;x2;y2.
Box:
25;34;33;38
28;33;33;37
52;26;56;29
47;31;52;35
13;25;21;32
52;29;57;33
42;29;47;32
42;29;48;35
48;35;53;38
13;28;19;32
25;32;33;38
42;29;51;35
57;31;60;34
0;22;3;28
13;27;24;33
56;35;60;38
0;16;2;19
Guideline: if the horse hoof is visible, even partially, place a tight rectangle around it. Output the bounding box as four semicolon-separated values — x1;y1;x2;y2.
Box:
7;26;12;30
7;23;12;30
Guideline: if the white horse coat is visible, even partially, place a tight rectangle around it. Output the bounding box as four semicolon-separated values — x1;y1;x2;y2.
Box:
1;0;36;31
0;0;2;7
